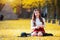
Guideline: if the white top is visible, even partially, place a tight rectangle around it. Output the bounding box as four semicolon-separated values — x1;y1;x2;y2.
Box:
31;18;45;29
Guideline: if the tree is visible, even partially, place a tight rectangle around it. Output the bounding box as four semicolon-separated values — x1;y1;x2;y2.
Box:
0;3;4;11
57;0;60;19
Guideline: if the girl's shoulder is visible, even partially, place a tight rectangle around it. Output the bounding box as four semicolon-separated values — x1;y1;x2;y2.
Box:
41;17;45;20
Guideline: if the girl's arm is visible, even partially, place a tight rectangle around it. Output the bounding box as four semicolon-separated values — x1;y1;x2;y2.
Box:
31;20;37;30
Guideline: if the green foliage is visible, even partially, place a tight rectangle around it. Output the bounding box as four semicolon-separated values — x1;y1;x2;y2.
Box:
57;0;60;7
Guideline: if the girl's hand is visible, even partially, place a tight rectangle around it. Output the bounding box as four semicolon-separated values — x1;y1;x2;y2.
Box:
32;26;38;30
36;26;40;29
38;25;44;28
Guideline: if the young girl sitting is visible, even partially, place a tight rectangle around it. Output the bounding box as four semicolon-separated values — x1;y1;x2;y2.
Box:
31;9;45;36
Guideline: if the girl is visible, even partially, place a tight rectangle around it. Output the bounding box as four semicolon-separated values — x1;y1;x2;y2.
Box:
31;9;45;36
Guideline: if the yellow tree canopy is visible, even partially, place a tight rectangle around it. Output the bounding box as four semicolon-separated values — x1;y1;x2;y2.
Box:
0;0;52;8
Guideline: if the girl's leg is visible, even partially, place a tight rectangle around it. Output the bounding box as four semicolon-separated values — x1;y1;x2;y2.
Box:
38;31;43;36
31;32;37;36
38;27;45;36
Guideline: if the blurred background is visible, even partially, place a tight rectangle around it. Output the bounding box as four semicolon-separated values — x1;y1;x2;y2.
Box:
0;0;60;19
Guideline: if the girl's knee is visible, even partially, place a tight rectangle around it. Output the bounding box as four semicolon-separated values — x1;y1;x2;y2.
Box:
31;32;37;36
38;32;43;36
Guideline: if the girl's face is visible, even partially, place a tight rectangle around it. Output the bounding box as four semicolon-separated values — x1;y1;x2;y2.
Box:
34;10;40;18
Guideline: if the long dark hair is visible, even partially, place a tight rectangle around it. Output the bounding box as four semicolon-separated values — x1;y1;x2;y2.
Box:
32;9;44;26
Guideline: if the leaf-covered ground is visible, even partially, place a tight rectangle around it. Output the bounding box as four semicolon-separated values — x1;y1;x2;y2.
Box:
0;19;60;40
